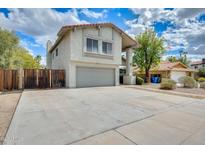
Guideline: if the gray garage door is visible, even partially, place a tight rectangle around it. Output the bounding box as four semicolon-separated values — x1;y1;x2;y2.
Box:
76;67;115;88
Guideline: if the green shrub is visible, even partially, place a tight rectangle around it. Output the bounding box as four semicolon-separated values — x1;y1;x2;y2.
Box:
198;68;205;77
160;82;176;90
136;76;144;85
198;77;205;82
160;79;176;90
162;78;176;84
167;79;176;85
161;78;169;83
178;76;196;88
200;82;205;89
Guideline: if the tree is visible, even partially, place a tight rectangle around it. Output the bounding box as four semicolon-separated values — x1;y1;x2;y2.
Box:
178;51;190;66
167;51;190;66
133;29;165;82
34;55;42;69
167;56;177;63
0;29;19;68
198;68;205;77
0;28;42;69
10;47;42;69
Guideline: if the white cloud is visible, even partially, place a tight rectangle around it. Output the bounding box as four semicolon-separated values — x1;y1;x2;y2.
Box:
125;21;146;37
80;9;108;19
41;56;46;65
187;54;205;62
162;18;205;55
20;39;34;55
126;8;205;60
130;8;176;25
176;8;205;19
125;9;176;37
0;8;90;66
0;8;88;46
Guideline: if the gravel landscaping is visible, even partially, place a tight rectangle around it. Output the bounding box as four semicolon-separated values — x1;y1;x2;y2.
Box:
0;92;21;144
138;84;205;96
175;87;205;95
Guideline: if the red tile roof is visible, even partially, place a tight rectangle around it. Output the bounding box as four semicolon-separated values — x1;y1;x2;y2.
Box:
157;61;184;71
58;23;135;42
134;61;195;72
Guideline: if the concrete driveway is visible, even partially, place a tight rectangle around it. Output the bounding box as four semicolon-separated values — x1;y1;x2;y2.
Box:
3;86;205;145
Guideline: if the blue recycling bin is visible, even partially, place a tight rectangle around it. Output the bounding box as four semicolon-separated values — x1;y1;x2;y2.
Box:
151;76;161;83
151;77;154;83
154;77;157;83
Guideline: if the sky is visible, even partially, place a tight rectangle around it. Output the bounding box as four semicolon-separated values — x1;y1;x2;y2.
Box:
0;8;205;65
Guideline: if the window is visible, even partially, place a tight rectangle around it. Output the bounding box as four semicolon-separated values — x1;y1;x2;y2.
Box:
86;38;98;52
102;42;112;54
56;48;58;56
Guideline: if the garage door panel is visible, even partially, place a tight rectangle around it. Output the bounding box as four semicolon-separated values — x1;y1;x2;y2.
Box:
170;71;186;82
76;67;115;88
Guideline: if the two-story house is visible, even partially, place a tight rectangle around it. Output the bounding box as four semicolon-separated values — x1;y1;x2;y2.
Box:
191;58;205;70
46;23;138;88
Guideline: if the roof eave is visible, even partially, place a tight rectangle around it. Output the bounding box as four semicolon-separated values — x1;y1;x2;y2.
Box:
49;23;138;53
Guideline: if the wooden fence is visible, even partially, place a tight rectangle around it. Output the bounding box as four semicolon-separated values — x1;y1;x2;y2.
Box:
51;70;65;88
24;69;65;89
0;69;65;91
0;69;19;91
24;69;37;89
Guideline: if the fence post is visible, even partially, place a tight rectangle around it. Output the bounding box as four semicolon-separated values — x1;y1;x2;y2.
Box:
18;68;23;90
36;69;39;87
0;69;4;91
49;69;52;88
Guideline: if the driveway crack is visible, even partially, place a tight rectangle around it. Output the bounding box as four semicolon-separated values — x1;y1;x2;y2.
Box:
114;129;138;145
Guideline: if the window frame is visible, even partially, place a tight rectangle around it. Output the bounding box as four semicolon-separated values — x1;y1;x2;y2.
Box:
86;38;99;53
56;48;58;56
102;41;112;55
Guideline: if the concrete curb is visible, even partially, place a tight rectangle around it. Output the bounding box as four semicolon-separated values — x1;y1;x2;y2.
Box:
124;85;205;99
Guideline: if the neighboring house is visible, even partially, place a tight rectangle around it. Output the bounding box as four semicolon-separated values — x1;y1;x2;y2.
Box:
46;23;138;88
133;61;195;82
191;58;205;70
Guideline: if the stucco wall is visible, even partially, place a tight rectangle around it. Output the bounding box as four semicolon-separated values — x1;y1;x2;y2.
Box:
70;26;122;65
50;31;71;86
191;64;205;70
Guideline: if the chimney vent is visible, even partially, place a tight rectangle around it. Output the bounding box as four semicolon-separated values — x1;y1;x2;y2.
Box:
46;40;53;52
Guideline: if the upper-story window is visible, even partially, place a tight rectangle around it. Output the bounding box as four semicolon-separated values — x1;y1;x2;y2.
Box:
102;42;112;54
86;38;98;53
56;48;58;56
